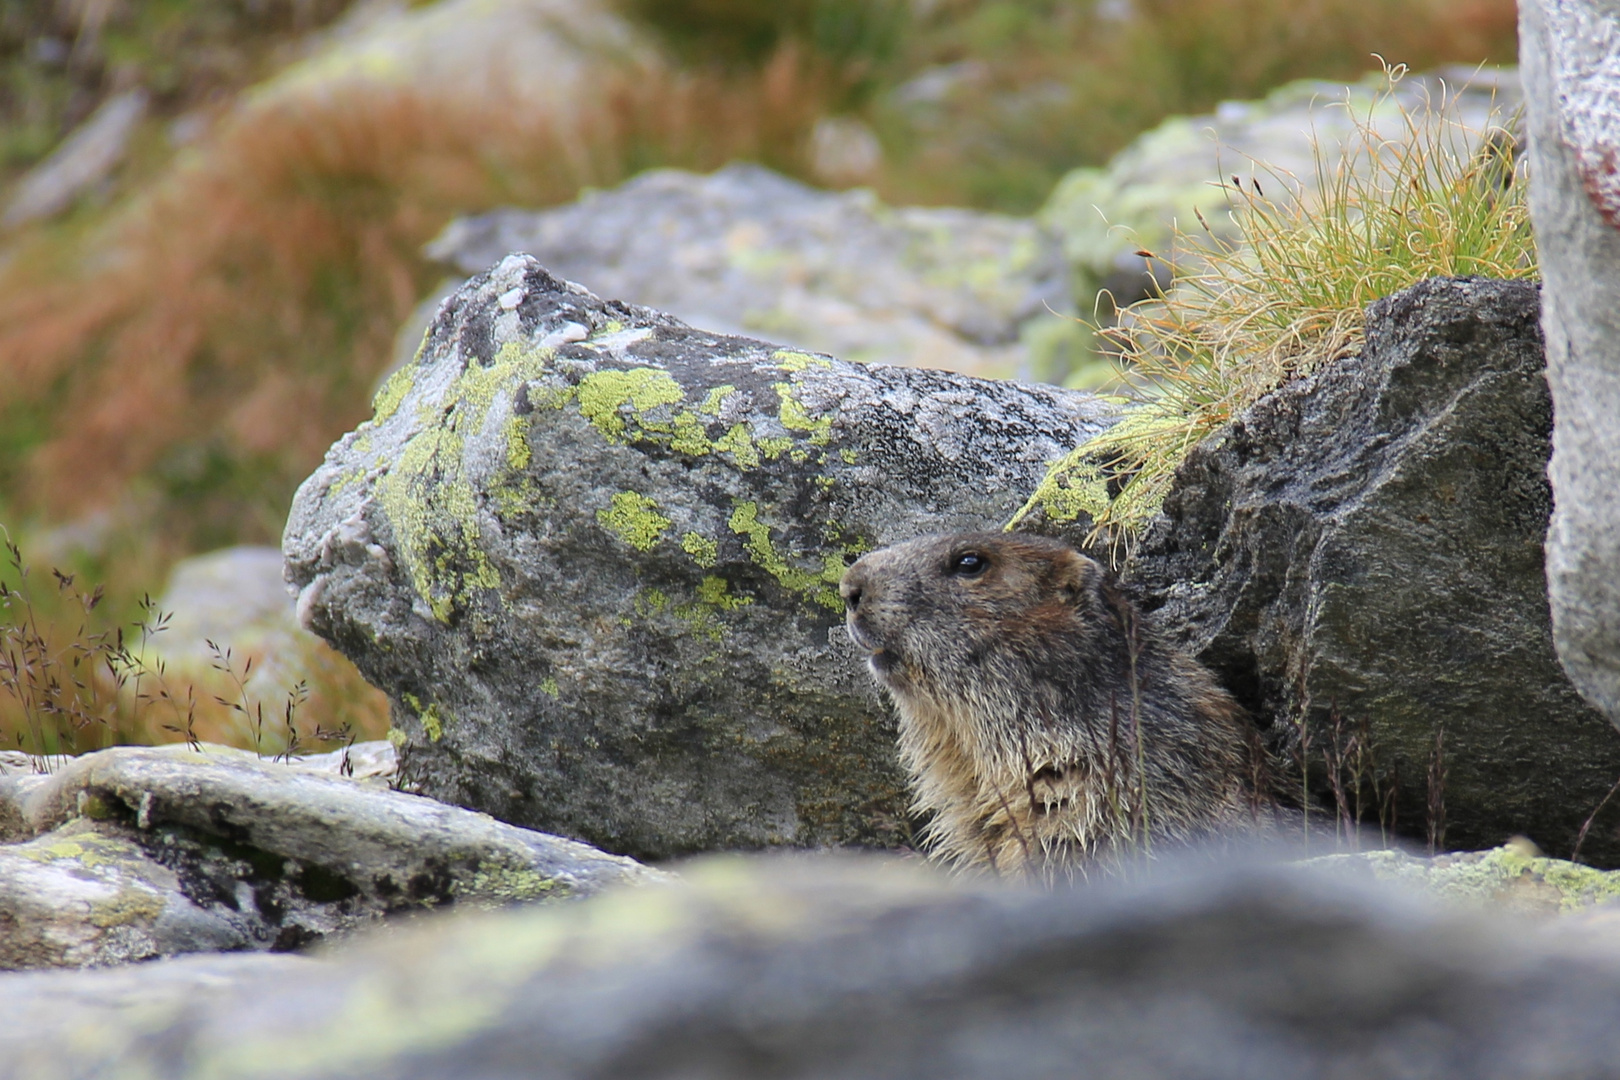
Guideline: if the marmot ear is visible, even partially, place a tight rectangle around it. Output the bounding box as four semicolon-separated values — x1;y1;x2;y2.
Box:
1050;548;1097;607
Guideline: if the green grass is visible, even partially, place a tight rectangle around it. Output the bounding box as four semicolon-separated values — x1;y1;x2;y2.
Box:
1012;65;1537;549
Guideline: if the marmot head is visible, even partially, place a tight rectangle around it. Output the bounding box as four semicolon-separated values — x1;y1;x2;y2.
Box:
840;532;1118;702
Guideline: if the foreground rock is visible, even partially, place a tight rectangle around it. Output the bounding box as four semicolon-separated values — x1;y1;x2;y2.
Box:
0;744;659;969
284;254;1114;860
1121;277;1620;864
1521;0;1620;726
11;852;1620;1079
424;163;1074;382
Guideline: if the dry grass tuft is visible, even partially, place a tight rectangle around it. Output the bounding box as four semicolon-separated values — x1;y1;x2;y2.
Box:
0;50;833;548
1013;65;1536;549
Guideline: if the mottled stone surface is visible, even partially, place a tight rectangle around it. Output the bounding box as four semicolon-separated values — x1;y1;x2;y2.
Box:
425;162;1074;382
0;744;660;969
284;254;1114;860
11;853;1620;1079
1124;277;1620;864
1521;0;1620;725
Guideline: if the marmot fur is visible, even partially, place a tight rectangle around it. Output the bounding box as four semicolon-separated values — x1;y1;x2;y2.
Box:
841;532;1272;878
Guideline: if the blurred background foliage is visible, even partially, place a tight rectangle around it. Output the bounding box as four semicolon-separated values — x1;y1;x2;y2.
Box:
0;0;1517;752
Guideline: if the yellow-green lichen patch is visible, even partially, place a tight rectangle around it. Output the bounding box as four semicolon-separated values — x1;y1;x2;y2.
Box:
775;383;833;446
727;502;842;611
839;448;858;465
539;677;560;699
421;704;445;742
387;727;407;749
757;435;792;459
668;411;714;456
672;575;753;642
504;416;533;471
376;426;502;623
19;829;142;869
715;423;762;469
1010;457;1110;528
374;341;554;623
682;532;719;568
700;386;736;415
371;363;416;425
576;368;685;442
1314;843;1620;914
772;349;833;372
598;492;672;551
463;865;562;904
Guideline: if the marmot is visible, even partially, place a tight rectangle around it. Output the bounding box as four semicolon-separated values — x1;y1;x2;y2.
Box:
841;532;1272;878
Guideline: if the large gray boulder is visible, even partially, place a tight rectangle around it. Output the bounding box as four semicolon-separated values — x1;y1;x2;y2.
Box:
1119;277;1620;864
423;163;1075;382
283;253;1113;860
12;852;1620;1079
0;744;660;969
1520;0;1620;726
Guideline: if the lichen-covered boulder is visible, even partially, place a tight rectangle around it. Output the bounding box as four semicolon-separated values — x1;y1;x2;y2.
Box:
0;743;661;969
283;254;1113;860
424;162;1076;382
1121;277;1620;865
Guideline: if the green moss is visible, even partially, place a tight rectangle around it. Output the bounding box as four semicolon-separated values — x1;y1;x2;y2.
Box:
597;491;673;551
682;532;719;568
727;501;842;611
576;368;686;442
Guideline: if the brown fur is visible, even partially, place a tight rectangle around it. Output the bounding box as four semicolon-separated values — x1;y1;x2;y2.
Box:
841;532;1272;879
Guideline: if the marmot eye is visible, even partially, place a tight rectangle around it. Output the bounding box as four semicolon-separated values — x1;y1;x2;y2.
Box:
949;552;989;577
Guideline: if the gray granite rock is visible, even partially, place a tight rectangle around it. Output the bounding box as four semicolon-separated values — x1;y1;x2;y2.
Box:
424;163;1076;382
1520;0;1620;726
10;852;1620;1079
284;253;1114;860
1122;277;1620;864
0;743;661;969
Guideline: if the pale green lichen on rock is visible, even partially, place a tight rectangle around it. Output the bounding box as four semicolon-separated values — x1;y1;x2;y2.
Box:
376;341;554;622
774;382;833;446
421;704;445;742
715;423;762;468
700;385;736;415
370;363;416;425
504;415;533;471
598;492;673;551
1317;843;1620;913
772;349;832;372
682;532;719;568
539;677;559;698
1008;456;1111;529
728;501;842;611
463;865;562;904
576;368;685;442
